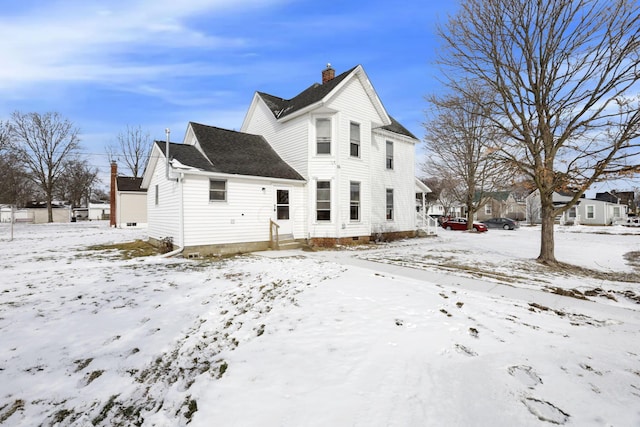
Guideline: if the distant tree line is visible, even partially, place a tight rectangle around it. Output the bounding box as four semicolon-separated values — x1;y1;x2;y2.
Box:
0;112;100;222
0;112;152;222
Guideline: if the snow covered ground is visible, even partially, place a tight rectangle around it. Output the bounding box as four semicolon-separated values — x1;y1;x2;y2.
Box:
0;222;639;426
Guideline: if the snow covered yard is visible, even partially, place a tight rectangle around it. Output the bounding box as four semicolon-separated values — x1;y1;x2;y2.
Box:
0;222;639;426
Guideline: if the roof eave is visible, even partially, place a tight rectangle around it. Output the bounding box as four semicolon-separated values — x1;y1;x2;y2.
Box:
373;127;419;144
170;168;306;183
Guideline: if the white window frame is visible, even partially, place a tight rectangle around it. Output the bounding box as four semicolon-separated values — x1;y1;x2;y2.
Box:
209;179;227;202
586;205;595;219
350;181;360;221
386;188;394;220
485;204;492;215
350;122;360;158
316;118;331;155
386;141;394;170
316;180;331;221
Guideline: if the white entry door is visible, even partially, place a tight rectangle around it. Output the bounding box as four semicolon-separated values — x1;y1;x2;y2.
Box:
275;188;293;236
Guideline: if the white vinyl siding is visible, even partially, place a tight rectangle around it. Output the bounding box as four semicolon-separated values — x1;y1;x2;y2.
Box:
146;153;182;245
371;131;417;232
241;101;310;177
182;175;305;246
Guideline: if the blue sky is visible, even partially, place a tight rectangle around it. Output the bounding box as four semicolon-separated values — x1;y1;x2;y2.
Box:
0;0;459;185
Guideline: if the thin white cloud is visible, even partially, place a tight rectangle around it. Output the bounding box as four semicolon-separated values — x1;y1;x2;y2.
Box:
0;0;284;93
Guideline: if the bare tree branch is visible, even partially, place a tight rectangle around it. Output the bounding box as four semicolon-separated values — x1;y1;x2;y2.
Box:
423;82;513;229
107;125;152;177
438;0;640;264
9;112;81;222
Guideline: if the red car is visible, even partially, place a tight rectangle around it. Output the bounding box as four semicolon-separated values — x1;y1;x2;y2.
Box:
441;217;488;232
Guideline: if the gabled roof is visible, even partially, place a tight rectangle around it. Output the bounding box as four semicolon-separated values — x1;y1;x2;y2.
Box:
595;192;620;204
255;65;417;140
257;66;357;119
156;140;214;171
157;123;304;181
379;116;417;140
116;176;145;192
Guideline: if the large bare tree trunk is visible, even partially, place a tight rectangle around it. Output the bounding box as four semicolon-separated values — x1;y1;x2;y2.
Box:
538;204;556;265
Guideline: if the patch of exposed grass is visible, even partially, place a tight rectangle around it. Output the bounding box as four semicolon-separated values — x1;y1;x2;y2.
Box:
545;286;588;300
624;251;640;270
86;240;160;259
0;399;25;423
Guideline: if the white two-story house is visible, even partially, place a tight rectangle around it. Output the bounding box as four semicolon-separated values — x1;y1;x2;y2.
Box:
141;65;423;256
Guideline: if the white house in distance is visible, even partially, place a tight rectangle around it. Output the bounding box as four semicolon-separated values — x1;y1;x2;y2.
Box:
526;190;628;225
115;176;147;228
141;64;427;256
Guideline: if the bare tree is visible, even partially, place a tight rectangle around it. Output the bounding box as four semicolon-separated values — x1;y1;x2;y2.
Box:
9;112;81;222
438;0;640;264
55;159;99;207
0;120;9;151
107;125;151;177
0;147;35;206
423;83;510;230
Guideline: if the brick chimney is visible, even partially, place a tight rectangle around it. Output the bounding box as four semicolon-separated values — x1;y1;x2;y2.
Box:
110;161;117;227
322;63;335;84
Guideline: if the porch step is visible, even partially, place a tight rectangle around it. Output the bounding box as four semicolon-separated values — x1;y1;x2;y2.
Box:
278;240;302;250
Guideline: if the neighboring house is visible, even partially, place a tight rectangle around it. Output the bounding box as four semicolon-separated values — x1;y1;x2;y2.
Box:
88;201;110;220
72;201;110;221
142;64;424;256
20;202;71;224
599;190;637;216
115;176;147;228
526;190;627;225
475;191;526;221
580;192;628;225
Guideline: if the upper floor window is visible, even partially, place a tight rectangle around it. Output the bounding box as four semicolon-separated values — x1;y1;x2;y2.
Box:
316;181;331;221
485;204;492;215
350;122;360;158
316;118;331;155
350;181;360;221
386;141;394;169
209;179;227;201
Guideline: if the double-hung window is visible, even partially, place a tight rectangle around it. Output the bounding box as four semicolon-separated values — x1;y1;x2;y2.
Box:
350;122;360;158
586;205;595;219
386;141;394;169
316;181;331;221
209;179;226;201
386;189;394;220
316;119;331;155
350;181;360;221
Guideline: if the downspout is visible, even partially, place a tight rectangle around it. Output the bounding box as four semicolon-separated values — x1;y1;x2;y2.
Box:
165;128;171;180
160;127;184;258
